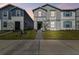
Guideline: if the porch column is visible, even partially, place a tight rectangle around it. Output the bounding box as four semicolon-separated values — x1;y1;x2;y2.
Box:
34;21;37;30
42;21;45;31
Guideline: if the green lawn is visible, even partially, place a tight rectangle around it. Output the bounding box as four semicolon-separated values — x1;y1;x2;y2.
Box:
43;30;79;40
0;30;36;40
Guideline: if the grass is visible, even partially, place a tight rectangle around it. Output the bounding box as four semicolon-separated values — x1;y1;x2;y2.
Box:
0;30;37;40
43;30;79;40
22;30;37;39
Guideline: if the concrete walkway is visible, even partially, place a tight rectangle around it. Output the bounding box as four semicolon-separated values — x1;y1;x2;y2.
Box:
35;30;43;39
35;30;43;54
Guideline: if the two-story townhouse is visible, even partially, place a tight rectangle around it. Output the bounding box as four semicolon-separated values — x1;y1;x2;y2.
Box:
33;4;79;31
33;4;61;31
0;4;34;31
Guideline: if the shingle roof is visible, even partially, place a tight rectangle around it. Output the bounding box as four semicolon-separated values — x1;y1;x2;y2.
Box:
33;4;79;12
0;4;25;11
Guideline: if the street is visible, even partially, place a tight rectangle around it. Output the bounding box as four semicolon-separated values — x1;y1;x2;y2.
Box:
0;40;79;55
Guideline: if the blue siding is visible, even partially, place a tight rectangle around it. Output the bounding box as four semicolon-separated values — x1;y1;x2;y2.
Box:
0;10;2;19
10;8;24;16
0;7;25;19
21;11;24;16
0;4;34;30
10;9;16;16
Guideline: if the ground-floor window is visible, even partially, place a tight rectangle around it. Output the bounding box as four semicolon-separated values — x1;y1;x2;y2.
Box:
63;21;72;28
3;22;7;27
51;21;55;28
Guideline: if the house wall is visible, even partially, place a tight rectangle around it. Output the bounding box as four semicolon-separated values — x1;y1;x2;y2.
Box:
1;8;24;30
61;11;75;30
61;11;75;19
1;17;24;30
34;9;47;18
76;10;79;30
11;17;24;30
2;20;13;30
61;20;75;30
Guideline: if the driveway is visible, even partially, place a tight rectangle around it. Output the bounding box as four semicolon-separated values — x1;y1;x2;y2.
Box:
0;30;79;55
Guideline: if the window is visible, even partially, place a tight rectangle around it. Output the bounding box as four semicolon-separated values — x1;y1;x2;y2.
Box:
63;21;72;28
3;11;8;17
38;11;42;16
16;10;21;16
51;11;55;17
3;22;7;27
63;11;72;17
51;22;55;27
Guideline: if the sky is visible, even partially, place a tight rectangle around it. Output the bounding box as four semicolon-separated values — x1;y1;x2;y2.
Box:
0;3;79;20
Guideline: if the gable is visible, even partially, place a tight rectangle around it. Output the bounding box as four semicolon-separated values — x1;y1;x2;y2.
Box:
34;8;47;13
33;7;47;12
33;8;47;17
41;4;61;11
10;7;24;16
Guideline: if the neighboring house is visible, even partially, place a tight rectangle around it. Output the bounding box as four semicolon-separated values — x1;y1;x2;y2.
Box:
33;4;79;31
0;4;34;31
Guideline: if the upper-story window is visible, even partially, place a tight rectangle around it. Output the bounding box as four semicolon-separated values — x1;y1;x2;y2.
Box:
51;11;55;17
38;11;42;16
63;11;72;17
3;11;8;17
16;10;21;16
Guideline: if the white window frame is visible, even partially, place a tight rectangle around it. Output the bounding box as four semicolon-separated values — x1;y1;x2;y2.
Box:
38;11;42;16
16;10;21;16
51;11;55;17
51;22;55;28
63;11;72;17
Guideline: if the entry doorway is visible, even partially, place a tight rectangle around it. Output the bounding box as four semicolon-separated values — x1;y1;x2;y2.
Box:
15;21;20;31
37;21;42;30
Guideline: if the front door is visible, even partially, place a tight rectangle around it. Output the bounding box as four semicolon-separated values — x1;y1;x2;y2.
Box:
37;21;42;30
15;21;20;31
